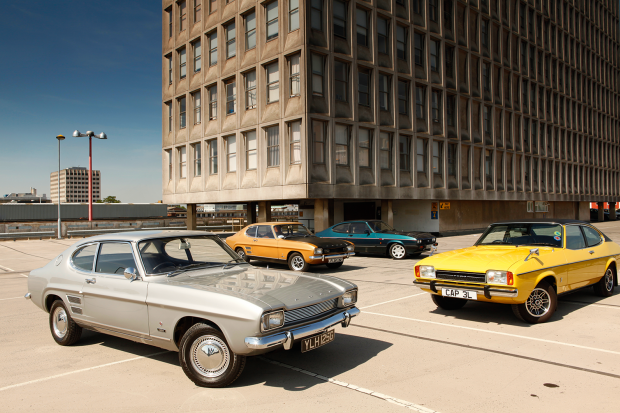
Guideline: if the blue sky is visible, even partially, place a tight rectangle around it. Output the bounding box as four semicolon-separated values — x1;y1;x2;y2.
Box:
0;0;162;202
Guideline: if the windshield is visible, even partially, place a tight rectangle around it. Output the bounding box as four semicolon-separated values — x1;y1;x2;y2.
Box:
367;221;395;232
273;224;312;238
476;223;563;248
138;235;243;275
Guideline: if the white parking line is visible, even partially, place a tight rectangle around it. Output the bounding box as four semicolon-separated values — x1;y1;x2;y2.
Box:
363;312;620;356
0;350;170;392
360;293;426;309
260;357;439;412
0;297;23;301
0;264;14;272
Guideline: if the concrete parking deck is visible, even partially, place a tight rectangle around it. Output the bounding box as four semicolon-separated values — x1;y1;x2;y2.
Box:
1;223;619;412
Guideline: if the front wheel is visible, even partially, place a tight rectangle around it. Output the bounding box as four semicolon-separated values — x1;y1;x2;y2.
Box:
593;267;615;297
288;252;310;272
512;281;557;324
179;323;246;388
49;300;82;346
388;243;407;260
431;294;468;310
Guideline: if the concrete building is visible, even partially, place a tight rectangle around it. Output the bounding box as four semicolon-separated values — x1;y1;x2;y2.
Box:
50;167;101;204
1;188;50;204
162;0;620;233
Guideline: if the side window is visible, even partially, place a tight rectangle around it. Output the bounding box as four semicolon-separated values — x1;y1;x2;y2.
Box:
350;223;369;234
256;225;275;239
72;244;98;272
581;226;603;247
245;226;257;238
565;225;586;250
95;243;138;275
332;223;350;233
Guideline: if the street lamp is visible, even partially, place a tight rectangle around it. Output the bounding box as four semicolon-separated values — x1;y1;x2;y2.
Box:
73;130;107;221
56;135;65;239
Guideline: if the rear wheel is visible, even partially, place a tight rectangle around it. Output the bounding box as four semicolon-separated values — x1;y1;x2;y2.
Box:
512;281;557;324
326;261;344;269
235;247;250;263
593;266;615;297
388;243;407;260
288;252;309;272
49;300;82;346
431;294;468;310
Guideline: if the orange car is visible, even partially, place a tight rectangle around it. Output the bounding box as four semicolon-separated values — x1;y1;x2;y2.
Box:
225;222;355;272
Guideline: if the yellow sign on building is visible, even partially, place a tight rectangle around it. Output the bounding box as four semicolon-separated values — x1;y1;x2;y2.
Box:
440;202;451;210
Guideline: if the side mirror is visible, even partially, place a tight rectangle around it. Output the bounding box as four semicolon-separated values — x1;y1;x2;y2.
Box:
124;267;140;281
364;229;371;235
524;248;540;262
277;235;285;239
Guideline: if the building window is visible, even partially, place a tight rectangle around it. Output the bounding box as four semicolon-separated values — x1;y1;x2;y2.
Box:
396;26;407;60
266;62;279;103
208;31;217;66
289;0;299;32
432;140;443;179
356;8;368;47
167;54;173;84
245;12;256;50
399;135;411;171
482;62;490;92
430;39;440;72
311;0;323;31
289;54;300;96
335;124;350;165
225;79;236;114
193;143;201;176
179;48;187;79
398;80;408;115
208;139;218;174
179;97;187;128
377;16;389;54
379;74;390;111
414;33;424;66
179;146;187;178
447;142;457;179
194;0;201;22
226;22;236;59
483;105;491;134
312;120;326;164
358;67;370;106
429;0;438;22
417;138;428;176
413;0;422;15
193;40;201;72
208;85;217;120
167;7;172;38
179;1;187;31
485;149;493;187
334;0;346;37
245;71;256;109
167;102;173;132
446;94;456;127
267;125;280;167
289;121;301;164
379;132;392;170
415;85;425;119
311;54;324;96
359;129;372;168
166;149;172;180
335;61;348;102
266;1;279;41
193;90;201;124
481;19;489;49
431;90;441;123
209;0;217;14
245;130;257;170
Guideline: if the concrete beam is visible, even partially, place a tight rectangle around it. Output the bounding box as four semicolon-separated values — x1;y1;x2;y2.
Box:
609;202;617;221
598;202;605;222
381;200;393;227
186;204;197;230
257;201;271;222
314;199;330;232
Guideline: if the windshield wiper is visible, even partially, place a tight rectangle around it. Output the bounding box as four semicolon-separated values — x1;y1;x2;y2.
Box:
524;242;559;247
223;259;243;269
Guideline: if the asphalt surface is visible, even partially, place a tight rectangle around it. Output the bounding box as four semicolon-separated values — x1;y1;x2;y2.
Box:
1;223;619;412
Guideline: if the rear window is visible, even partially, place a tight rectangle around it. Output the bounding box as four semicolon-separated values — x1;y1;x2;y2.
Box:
582;226;603;247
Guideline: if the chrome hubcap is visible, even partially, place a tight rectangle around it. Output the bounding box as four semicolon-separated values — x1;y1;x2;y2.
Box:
190;335;230;378
291;256;304;270
236;249;245;258
52;307;68;339
604;269;614;292
391;244;406;259
525;288;551;317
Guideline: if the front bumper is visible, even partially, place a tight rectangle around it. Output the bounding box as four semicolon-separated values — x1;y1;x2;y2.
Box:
413;279;518;298
309;252;355;260
245;307;360;350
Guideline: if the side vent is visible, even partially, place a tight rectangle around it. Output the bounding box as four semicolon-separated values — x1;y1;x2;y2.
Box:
70;307;83;315
67;295;82;305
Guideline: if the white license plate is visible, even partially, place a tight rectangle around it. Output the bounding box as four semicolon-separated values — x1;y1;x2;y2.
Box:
441;288;478;300
328;258;343;263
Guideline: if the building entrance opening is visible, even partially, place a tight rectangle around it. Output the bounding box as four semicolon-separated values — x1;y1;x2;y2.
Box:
343;202;376;221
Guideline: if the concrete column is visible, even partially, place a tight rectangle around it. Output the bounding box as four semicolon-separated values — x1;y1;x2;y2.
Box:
186;204;197;230
610;202;617;221
257;201;271;222
381;200;394;227
247;202;257;225
314;199;330;232
598;202;605;222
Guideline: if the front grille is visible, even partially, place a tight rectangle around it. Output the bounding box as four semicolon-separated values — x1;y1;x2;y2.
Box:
284;298;338;326
435;270;486;283
323;247;346;254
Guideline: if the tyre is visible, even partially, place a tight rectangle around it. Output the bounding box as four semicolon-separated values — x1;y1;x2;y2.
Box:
388;243;407;260
235;247;250;263
49;300;82;346
431;294;468;310
593;266;615;297
511;281;557;324
179;323;246;388
326;261;344;269
288;252;309;272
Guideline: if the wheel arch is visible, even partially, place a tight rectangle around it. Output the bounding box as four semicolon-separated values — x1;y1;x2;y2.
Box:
535;273;558;292
173;316;223;348
44;293;63;313
604;259;618;286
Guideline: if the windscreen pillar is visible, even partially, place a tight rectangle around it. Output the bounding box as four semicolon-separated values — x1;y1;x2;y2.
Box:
186;204;197;230
381;200;394;227
598;202;605;222
247;202;257;224
257;201;271;222
609;202;617;221
314;199;330;233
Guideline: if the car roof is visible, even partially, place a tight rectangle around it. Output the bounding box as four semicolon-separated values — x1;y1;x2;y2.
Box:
491;219;589;225
247;222;302;225
339;220;381;223
73;230;214;245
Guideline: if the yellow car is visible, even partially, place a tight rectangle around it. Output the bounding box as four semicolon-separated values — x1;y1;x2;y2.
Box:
225;222;355;272
414;219;619;323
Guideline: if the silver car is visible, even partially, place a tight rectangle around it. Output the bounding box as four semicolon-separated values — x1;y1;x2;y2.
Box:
25;230;359;387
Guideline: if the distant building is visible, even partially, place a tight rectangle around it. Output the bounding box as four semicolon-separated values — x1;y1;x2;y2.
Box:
50;167;101;204
1;188;50;203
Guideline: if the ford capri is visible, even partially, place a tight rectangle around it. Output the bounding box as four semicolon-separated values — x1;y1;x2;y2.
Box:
414;220;618;323
24;230;359;387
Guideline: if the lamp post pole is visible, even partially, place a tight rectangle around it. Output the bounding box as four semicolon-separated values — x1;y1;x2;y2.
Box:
56;135;65;239
73;130;107;222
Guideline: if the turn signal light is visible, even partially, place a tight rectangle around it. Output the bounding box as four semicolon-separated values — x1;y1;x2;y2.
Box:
507;272;514;286
415;265;420;277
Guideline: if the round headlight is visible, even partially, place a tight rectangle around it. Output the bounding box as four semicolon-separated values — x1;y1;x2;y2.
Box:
347;245;354;252
314;248;323;255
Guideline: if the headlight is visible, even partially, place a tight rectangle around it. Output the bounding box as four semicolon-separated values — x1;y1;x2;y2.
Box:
432;238;436;242
416;239;422;244
415;265;435;278
261;310;284;331
346;245;354;252
486;270;514;285
339;290;357;307
314;248;323;255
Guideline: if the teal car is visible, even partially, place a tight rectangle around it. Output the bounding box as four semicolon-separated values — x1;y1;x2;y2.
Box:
316;220;437;260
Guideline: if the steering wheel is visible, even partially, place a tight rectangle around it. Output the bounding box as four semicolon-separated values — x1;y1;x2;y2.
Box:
152;262;177;273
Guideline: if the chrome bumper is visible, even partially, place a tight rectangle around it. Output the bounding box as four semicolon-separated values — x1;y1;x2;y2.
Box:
309;252;355;260
245;307;360;350
413;279;518;298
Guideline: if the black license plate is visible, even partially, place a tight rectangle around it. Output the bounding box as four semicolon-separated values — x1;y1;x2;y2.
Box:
301;329;335;353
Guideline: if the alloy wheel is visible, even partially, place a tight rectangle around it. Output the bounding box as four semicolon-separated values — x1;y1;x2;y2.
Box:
291;256;305;271
525;288;551;317
390;244;406;259
604;268;614;292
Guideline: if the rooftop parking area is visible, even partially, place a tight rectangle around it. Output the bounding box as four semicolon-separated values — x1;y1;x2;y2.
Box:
1;222;619;412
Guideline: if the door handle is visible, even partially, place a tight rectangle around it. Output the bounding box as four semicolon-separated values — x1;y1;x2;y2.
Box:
85;278;96;284
589;250;595;254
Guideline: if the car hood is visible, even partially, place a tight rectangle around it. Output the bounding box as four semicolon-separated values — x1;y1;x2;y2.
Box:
151;265;356;310
377;230;434;239
284;236;350;249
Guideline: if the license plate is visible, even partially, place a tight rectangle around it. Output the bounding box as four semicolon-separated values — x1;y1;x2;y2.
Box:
328;257;343;263
441;288;478;300
301;330;335;352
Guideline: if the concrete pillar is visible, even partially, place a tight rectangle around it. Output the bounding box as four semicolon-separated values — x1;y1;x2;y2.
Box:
598;202;605;222
381;200;394;227
186;204;197;230
257;201;271;222
314;199;330;232
609;202;617;221
247;202;257;225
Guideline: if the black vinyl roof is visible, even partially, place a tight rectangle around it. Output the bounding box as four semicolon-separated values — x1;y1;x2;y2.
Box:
491;219;589;225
